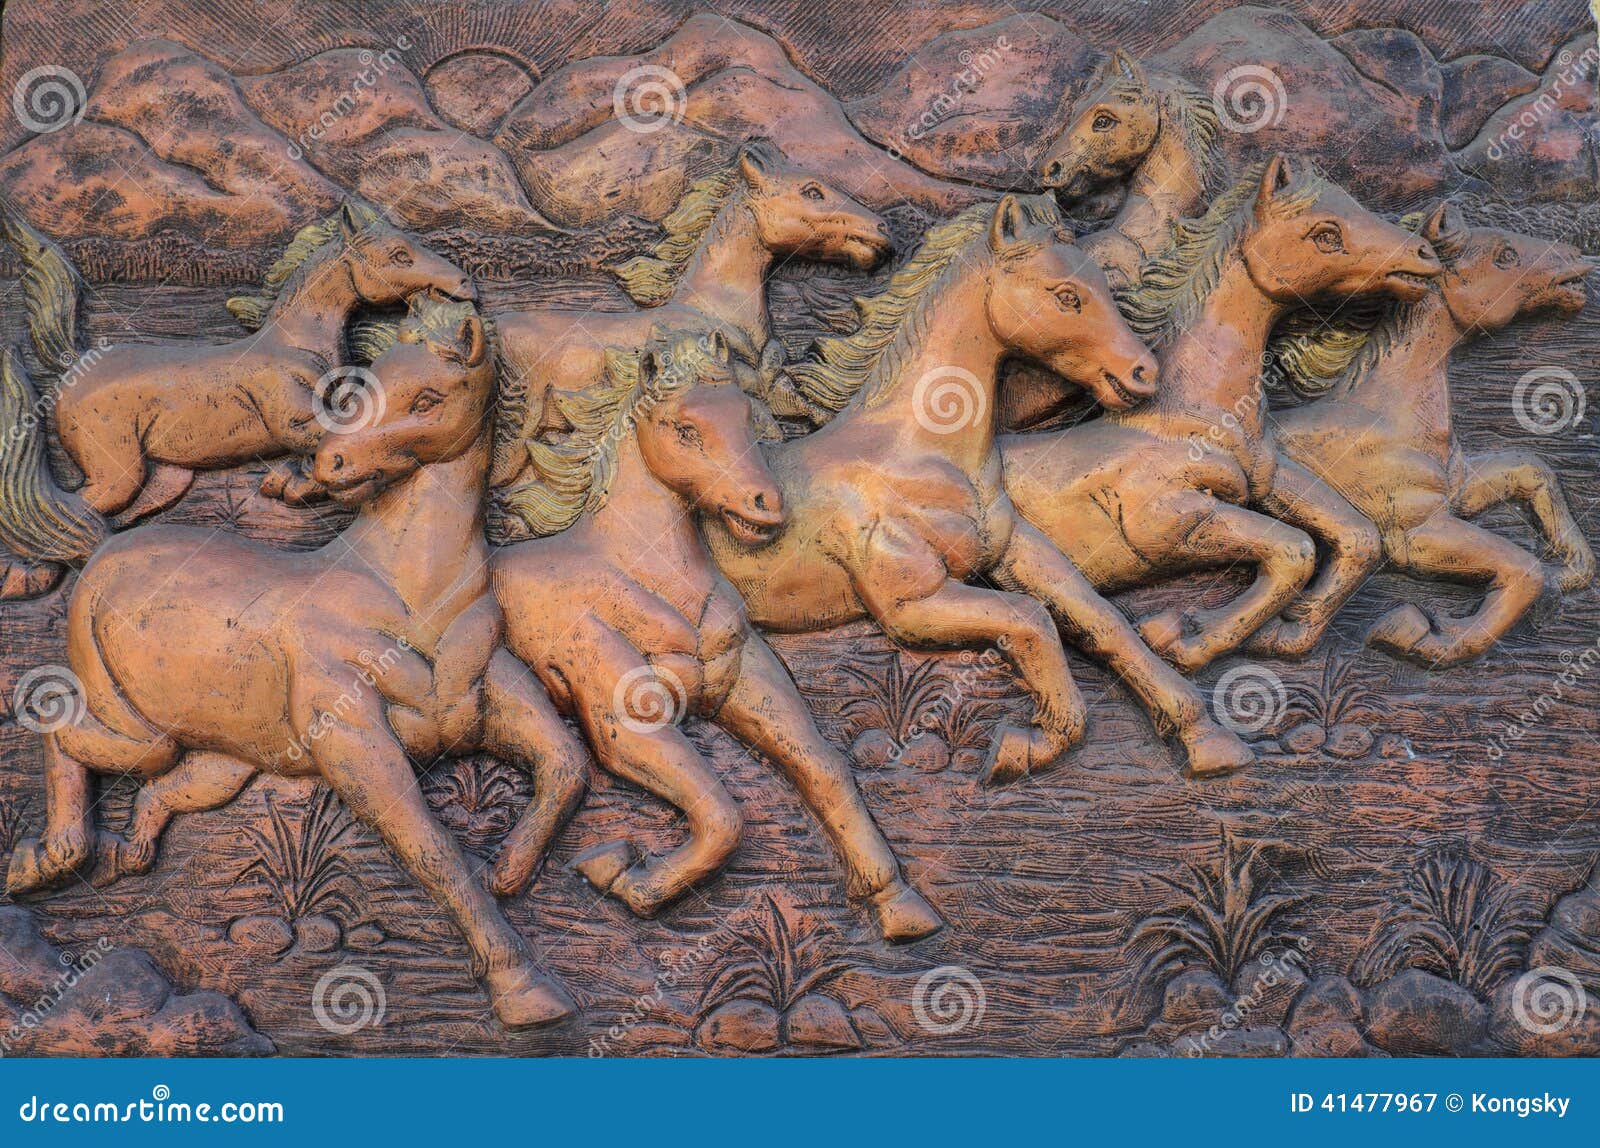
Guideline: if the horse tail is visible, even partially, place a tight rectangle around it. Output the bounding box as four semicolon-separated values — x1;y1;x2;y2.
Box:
0;195;83;378
0;344;106;567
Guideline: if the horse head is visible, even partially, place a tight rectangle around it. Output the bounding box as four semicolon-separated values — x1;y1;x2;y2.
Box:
737;139;892;272
634;328;784;546
336;202;478;307
1038;49;1158;201
983;195;1157;410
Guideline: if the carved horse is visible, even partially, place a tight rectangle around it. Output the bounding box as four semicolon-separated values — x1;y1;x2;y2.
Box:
5;296;587;1029
0;201;477;597
1002;158;1443;672
1272;201;1595;666
492;330;942;942
712;196;1255;782
1037;49;1222;289
488;140;892;492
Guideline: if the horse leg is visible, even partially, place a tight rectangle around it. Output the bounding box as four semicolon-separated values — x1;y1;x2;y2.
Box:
851;527;1084;784
995;520;1253;779
1245;456;1383;658
568;703;743;918
1367;515;1545;668
108;463;195;529
715;635;942;942
1128;491;1317;672
1454;450;1595;592
481;649;589;898
64;426;148;518
7;735;96;894
296;685;572;1029
96;751;255;882
0;546;65;599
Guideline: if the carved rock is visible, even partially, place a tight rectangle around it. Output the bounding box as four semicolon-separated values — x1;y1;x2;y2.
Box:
1362;970;1489;1056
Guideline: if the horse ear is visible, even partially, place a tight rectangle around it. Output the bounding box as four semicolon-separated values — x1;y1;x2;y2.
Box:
738;141;776;193
1111;48;1144;87
988;195;1025;253
708;330;731;364
1256;155;1292;212
1421;200;1465;246
339;201;364;238
639;348;660;388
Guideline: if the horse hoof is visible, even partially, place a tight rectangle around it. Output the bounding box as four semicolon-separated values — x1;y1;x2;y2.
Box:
90;830;155;886
0;558;64;601
1367;603;1432;657
488;848;537;899
1181;723;1253;779
484;965;575;1030
6;836;81;896
1558;559;1594;593
1137;608;1187;656
983;722;1072;785
573;840;632;894
868;881;943;944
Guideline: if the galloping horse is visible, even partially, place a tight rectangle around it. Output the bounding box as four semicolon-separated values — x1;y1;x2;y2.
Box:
6;296;587;1029
493;330;942;942
1272;201;1595;665
1037;50;1221;289
712;195;1256;782
489;140;893;491
1002;158;1443;672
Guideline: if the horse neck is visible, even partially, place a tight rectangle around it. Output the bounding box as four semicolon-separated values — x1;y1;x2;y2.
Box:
581;432;713;594
1138;253;1284;434
671;191;772;351
263;244;361;353
1127;84;1207;213
340;434;493;628
1335;293;1463;437
852;268;1002;469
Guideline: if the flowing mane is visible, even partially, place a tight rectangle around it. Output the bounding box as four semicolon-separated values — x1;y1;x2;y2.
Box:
1157;76;1223;195
226;201;382;331
1117;161;1329;346
500;333;731;537
791;197;1064;412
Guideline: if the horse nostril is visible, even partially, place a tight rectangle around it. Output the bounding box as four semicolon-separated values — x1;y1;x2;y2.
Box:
753;492;768;511
1045;160;1063;181
1132;365;1149;385
1418;244;1439;263
875;222;889;238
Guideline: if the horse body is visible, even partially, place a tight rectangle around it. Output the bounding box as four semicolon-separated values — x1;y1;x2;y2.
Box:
1274;203;1595;665
8;301;588;1030
1004;159;1443;673
493;332;941;942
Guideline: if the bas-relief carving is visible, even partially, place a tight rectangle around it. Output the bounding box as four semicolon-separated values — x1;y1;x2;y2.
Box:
0;0;1595;1055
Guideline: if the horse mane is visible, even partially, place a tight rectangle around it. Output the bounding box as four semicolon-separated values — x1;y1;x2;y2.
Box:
226;201;383;331
1157;76;1223;195
500;331;731;538
1266;205;1473;397
1117;160;1328;346
611;143;776;307
790;197;1064;413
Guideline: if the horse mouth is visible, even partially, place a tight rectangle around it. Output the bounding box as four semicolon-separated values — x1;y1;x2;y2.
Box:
324;471;389;504
1097;370;1152;411
720;507;780;546
1544;264;1592;314
1384;270;1437;300
841;235;892;271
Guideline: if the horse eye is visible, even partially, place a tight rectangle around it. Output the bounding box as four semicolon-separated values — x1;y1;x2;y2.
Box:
1311;226;1345;254
410;393;440;415
675;422;704;448
1055;287;1082;312
1494;246;1521;269
392;249;414;266
800;184;824;201
1092;112;1116;132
